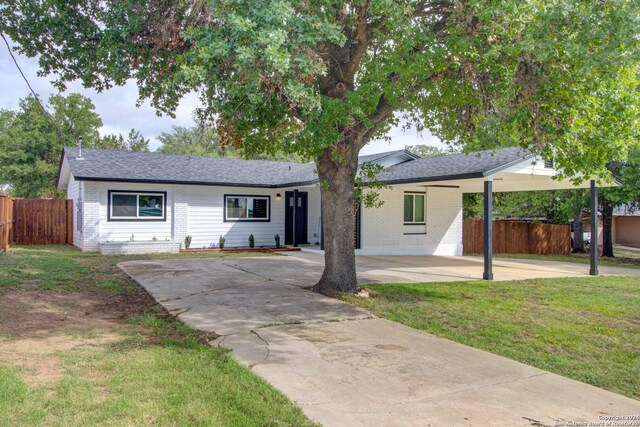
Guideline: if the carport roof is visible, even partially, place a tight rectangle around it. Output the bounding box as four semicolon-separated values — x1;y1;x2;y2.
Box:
375;147;533;185
57;146;536;189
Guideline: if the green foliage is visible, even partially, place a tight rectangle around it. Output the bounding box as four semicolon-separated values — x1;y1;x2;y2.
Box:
354;162;387;209
184;235;192;249
157;125;307;161
405;144;458;158
463;189;589;223
248;234;255;248
274;234;281;249
219;236;226;249
157;125;228;157
0;94;102;198
601;148;640;209
2;1;638;175
96;129;150;152
0;93;150;197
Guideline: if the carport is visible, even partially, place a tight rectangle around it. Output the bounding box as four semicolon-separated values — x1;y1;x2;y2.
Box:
320;148;616;280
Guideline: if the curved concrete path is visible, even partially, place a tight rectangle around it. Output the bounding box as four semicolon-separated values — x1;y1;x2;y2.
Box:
119;255;640;426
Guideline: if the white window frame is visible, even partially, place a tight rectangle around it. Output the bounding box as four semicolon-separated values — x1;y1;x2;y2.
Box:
224;195;271;222
108;191;166;221
404;192;426;225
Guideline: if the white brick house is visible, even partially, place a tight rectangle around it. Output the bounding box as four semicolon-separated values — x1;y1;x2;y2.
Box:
56;147;594;255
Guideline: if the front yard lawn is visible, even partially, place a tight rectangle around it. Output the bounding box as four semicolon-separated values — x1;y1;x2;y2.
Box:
494;246;640;269
342;276;640;400
0;246;314;426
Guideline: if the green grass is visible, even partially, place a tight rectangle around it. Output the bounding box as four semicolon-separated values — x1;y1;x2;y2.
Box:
0;320;314;426
0;245;314;426
343;276;640;400
0;245;274;295
493;247;640;270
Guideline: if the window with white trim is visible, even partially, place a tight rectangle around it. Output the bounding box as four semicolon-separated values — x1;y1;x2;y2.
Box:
224;195;270;221
108;191;166;221
404;193;425;224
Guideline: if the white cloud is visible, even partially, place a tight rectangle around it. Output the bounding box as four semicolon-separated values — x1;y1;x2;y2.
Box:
0;41;444;155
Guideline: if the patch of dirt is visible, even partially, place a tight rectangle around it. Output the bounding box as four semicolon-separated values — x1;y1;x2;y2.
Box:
0;289;155;339
0;288;157;386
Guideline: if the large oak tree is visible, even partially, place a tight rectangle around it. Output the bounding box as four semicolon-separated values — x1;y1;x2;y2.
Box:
2;0;638;294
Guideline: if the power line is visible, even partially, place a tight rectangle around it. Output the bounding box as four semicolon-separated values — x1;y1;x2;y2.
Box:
1;32;78;146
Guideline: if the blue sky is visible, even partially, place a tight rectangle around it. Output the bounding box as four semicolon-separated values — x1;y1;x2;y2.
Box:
0;41;444;155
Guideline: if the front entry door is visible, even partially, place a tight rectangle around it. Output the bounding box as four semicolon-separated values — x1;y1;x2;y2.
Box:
285;191;308;245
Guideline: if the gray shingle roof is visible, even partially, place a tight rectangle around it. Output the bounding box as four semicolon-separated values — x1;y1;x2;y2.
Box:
375;147;532;184
62;147;316;188
60;146;533;188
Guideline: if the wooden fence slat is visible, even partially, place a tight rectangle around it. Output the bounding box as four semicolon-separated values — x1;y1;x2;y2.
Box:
463;219;570;256
12;199;73;246
0;193;14;253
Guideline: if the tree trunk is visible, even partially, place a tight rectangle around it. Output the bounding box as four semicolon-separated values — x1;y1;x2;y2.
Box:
313;144;360;296
601;198;614;257
572;211;585;253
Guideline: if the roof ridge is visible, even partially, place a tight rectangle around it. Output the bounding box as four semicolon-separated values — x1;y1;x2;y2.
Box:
63;146;310;166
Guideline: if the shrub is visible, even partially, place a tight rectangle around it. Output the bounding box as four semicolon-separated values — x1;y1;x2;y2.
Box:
274;234;281;249
219;235;225;249
184;235;192;249
248;234;255;248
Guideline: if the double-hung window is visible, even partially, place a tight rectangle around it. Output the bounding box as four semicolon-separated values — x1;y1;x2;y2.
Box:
108;191;166;221
404;193;425;224
224;195;270;221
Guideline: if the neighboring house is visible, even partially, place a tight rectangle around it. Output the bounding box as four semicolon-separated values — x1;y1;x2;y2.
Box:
613;204;640;248
56;147;596;255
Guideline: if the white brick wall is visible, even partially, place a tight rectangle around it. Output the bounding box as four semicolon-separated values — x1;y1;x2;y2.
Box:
100;241;180;255
82;181;101;252
66;175;83;248
173;185;189;247
67;179;463;256
359;185;463;256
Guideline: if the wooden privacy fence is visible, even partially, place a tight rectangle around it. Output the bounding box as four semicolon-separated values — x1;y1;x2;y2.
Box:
0;193;14;253
13;199;73;245
463;220;571;255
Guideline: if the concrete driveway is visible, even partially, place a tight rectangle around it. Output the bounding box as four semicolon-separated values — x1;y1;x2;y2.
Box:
119;254;640;426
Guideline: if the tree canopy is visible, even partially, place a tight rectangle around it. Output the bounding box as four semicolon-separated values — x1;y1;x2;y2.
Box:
0;93;149;197
3;0;639;293
156;125;307;161
2;1;638;177
405;144;458;158
96;129;150;152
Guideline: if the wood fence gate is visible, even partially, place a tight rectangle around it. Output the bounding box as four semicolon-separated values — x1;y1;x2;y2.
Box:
0;193;13;253
463;219;570;255
13;199;73;245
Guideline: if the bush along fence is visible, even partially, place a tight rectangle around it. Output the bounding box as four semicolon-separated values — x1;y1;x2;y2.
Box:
463;219;571;256
0;193;14;253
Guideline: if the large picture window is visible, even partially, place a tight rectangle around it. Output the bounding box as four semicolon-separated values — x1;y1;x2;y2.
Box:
224;195;270;221
404;193;425;224
108;191;166;221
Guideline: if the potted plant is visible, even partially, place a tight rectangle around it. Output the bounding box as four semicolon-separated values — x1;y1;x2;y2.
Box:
274;233;281;249
248;234;255;248
219;235;225;249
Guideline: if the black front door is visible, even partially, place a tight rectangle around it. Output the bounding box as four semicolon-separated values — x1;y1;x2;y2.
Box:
285;191;308;245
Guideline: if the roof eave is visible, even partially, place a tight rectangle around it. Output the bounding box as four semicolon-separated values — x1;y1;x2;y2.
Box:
55;149;69;190
73;176;284;189
377;172;485;186
482;153;537;177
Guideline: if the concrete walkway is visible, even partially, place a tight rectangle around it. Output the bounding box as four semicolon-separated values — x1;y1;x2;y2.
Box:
119;255;640;426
